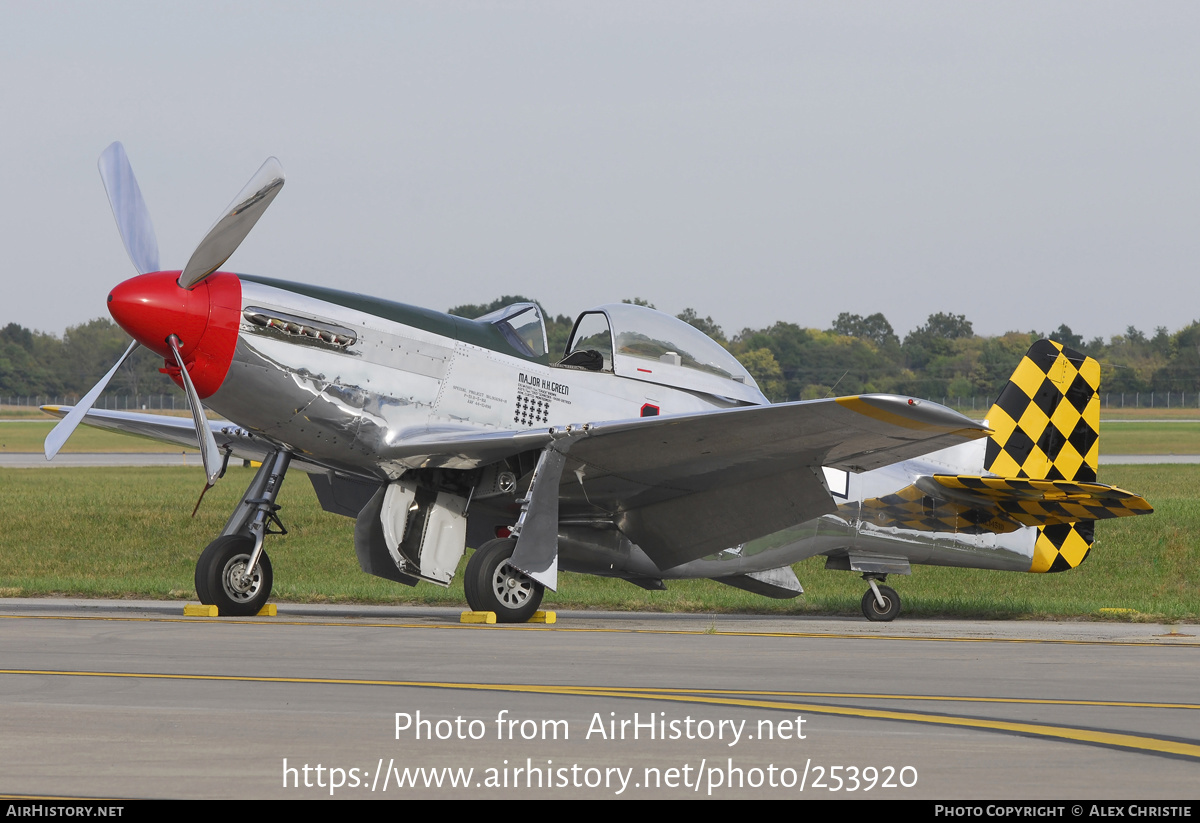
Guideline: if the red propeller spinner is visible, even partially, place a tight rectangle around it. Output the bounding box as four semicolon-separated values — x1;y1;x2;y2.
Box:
107;270;241;398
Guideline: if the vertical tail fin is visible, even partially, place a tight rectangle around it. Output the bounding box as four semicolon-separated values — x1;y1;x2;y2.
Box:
983;340;1101;572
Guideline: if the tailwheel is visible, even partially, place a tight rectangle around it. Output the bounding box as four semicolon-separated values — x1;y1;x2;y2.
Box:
464;538;544;623
861;583;900;622
196;535;273;616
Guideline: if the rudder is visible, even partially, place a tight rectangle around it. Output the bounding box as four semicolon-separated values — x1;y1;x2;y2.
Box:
983;340;1100;572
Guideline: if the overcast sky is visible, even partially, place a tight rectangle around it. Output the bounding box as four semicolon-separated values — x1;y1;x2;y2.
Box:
3;1;1198;342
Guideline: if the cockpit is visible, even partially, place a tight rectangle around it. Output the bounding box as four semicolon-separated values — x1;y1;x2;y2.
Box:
559;303;766;404
473;300;766;404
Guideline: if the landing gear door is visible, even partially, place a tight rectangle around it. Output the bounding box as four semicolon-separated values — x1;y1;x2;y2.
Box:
377;480;468;586
418;493;469;583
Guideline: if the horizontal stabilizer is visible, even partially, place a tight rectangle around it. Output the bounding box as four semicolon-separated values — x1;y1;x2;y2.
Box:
924;475;1153;526
860;473;1152;536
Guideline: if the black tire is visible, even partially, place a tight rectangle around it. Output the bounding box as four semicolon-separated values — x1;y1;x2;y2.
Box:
861;584;900;622
195;535;273;617
464;538;544;623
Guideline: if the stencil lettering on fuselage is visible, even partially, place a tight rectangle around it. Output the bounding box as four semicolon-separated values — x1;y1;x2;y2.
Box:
452;385;506;412
432;346;575;428
514;372;572;426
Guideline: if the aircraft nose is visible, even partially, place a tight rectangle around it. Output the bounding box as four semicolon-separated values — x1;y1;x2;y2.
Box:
108;271;207;358
107;270;242;398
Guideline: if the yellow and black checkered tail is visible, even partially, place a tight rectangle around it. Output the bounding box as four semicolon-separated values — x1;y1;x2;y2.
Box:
983;340;1100;573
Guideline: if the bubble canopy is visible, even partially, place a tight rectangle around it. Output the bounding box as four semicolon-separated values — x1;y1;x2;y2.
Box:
563;303;767;404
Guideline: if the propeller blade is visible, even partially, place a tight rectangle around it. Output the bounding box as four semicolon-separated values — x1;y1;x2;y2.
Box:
44;340;140;460
168;335;224;487
178;157;285;290
97;142;160;275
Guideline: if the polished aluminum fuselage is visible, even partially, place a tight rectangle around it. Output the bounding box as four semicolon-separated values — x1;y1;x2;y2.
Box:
205;279;1036;580
208;281;741;480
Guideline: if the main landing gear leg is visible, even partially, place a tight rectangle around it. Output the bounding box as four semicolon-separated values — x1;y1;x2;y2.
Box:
195;449;291;616
465;426;591;622
861;574;901;622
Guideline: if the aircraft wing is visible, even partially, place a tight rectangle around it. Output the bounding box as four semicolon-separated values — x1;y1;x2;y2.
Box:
361;395;986;569
556;395;987;569
39;406;341;476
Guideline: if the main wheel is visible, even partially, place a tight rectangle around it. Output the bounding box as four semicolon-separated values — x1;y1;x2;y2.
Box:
861;584;900;622
195;535;273;617
464;538;544;623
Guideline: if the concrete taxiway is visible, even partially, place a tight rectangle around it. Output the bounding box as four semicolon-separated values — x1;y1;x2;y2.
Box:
0;599;1196;799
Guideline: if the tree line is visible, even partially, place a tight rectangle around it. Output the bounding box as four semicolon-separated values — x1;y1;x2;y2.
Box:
4;303;1198;406
450;297;1200;404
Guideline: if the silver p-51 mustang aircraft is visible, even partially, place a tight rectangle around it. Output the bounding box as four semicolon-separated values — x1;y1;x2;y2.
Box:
44;145;1152;621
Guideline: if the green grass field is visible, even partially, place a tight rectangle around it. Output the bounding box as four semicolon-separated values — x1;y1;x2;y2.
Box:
1099;422;1200;454
0;420;196;454
7;415;1200;455
0;464;1193;620
1099;406;1200;420
0;408;59;420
